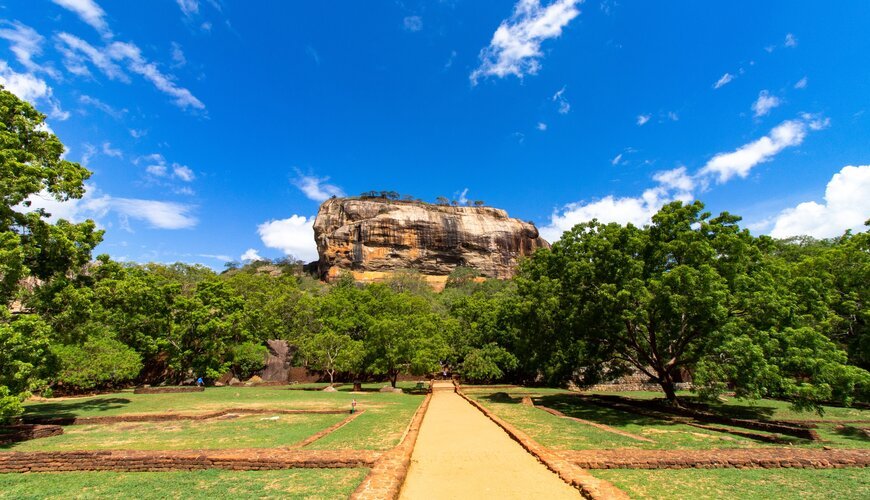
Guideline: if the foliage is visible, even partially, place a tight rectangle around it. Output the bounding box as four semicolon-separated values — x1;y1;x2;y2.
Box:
229;341;268;380
303;330;363;385
513;201;869;409
52;325;142;390
461;343;518;383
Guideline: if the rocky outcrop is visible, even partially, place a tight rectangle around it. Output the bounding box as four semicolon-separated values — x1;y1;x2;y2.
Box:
313;197;549;282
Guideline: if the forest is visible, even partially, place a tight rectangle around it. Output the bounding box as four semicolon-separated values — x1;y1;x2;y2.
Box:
2;86;868;421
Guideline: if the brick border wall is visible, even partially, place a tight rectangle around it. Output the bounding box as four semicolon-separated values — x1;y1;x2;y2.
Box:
351;393;432;500
293;410;366;448
456;387;629;500
557;448;870;469
0;449;380;473
24;408;349;426
0;425;63;445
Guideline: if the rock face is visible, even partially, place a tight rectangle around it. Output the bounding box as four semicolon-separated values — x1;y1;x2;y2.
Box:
313;197;549;282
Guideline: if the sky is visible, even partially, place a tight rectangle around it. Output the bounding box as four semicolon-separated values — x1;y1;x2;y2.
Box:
1;0;869;268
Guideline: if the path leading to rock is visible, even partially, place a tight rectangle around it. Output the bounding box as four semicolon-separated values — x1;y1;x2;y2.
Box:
399;382;581;499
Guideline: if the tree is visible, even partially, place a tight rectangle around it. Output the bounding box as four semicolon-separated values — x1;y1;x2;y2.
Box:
229;341;268;380
52;324;142;391
304;330;363;385
514;201;868;408
435;196;450;206
364;285;450;387
0;86;102;418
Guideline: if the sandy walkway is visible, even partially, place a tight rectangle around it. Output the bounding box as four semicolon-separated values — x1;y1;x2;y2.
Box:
399;383;581;499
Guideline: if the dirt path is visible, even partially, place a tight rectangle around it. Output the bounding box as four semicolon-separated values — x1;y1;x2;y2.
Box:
399;382;581;499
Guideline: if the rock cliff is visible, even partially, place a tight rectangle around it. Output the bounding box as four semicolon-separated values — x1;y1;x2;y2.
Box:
313;197;549;282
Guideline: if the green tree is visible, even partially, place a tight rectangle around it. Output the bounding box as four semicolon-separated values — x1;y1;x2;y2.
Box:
515;201;868;408
364;285;450;387
52;324;142;391
0;87;101;417
304;330;364;386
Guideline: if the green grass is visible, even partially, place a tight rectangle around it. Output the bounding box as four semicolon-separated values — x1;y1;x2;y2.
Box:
468;392;771;450
585;390;870;421
593;468;870;500
4;413;345;452
0;468;368;499
307;392;422;450
20;386;426;451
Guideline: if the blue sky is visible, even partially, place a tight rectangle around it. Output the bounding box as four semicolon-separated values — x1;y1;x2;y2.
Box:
2;0;868;267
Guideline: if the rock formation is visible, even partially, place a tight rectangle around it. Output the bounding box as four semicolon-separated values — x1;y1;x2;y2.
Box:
313;197;549;285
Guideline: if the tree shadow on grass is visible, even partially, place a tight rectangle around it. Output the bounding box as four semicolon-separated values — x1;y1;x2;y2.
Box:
22;398;132;420
831;424;870;444
535;394;681;428
676;397;778;421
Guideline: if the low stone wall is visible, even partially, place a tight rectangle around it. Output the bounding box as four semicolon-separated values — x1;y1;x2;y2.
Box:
351;393;432;500
133;386;204;394
558;448;870;469
24;408;349;426
456;388;629;500
0;449;380;473
294;410;366;448
0;425;63;445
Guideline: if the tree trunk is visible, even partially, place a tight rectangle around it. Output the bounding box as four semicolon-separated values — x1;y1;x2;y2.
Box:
658;371;680;406
390;370;398;388
328;370;334;386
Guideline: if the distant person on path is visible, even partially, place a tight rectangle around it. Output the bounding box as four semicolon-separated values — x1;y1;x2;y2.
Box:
196;377;204;387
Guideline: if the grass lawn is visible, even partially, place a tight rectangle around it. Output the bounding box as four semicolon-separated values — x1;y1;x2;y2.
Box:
19;387;425;451
467;392;771;450
0;468;368;499
593;468;870;500
4;413;346;452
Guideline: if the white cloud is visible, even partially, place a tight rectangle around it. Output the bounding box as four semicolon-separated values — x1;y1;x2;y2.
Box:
713;72;734;89
129;128;146;138
752;90;781;117
667;111;679;121
0;60;48;102
470;0;581;84
537;121;547;131
257;215;318;262
172;165;195;182
539;185;681;241
139;154;196;183
0;21;59;78
52;0;111;37
794;76;807;89
770;165;870;238
403;16;423;32
56;34;204;110
444;50;457;70
146;164;167;177
653;166;694;194
111;198;197;229
241;248;264;262
55;33;126;80
610;153;623;166
80;143;96;165
292;173;344;202
80;94;126;119
784;33;797;48
20;184;197;230
552;85;570;114
699;117;822;183
176;0;199;18
456;188;470;205
636;114;650;126
198;253;232;262
540;114;828;242
101;142;121;158
170;42;186;68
